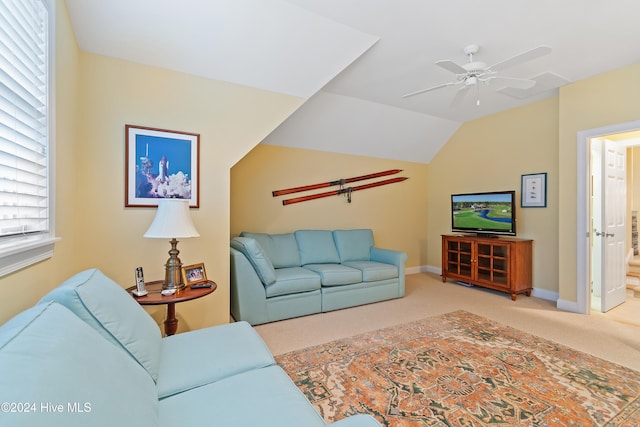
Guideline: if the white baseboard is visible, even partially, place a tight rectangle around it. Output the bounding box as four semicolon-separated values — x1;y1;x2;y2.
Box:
557;298;582;313
407;265;561;306
405;265;441;275
404;266;421;275
530;288;558;302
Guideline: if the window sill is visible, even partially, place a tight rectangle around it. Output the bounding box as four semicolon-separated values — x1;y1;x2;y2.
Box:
0;236;61;278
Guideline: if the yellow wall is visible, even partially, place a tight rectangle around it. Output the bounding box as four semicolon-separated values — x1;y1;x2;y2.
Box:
70;55;302;331
427;97;560;294
231;144;429;268
558;63;640;303
2;2;640;327
0;0;304;329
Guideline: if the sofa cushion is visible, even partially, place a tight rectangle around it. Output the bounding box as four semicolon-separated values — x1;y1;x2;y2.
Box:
0;302;158;427
156;321;275;399
304;263;363;286
231;237;277;285
240;232;301;268
38;268;162;382
158;365;326;427
333;229;374;262
295;229;340;265
343;261;399;282
267;267;322;297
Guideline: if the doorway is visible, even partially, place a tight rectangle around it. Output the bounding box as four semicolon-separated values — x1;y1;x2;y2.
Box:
577;121;640;316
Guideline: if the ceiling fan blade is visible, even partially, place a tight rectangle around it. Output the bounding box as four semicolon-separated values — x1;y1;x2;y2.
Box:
488;46;552;72
435;60;467;74
487;76;536;89
402;81;460;98
450;85;470;108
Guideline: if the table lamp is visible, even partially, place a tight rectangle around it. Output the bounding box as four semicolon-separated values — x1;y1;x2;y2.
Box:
144;198;200;290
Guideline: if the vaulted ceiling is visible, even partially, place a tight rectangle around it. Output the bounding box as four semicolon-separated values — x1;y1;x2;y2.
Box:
65;0;640;163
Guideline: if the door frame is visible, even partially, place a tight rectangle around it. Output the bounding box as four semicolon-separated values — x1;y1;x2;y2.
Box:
577;120;640;314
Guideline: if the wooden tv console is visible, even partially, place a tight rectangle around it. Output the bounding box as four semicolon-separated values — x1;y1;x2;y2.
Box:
441;234;533;301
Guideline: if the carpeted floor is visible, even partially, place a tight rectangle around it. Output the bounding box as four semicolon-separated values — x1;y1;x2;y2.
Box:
276;310;640;426
257;273;640;372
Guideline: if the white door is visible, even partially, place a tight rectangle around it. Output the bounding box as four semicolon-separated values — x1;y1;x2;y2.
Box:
599;138;627;312
591;139;603;303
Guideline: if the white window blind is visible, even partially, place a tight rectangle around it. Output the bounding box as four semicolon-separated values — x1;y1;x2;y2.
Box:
0;0;49;239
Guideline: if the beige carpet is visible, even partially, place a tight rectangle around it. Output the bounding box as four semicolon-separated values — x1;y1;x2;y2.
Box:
592;289;640;328
255;272;640;372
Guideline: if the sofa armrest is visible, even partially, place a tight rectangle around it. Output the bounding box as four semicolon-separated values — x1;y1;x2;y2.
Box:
370;247;408;297
328;414;382;427
230;247;270;325
370;247;407;267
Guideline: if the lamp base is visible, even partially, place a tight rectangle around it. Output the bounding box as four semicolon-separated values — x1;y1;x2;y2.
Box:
163;238;185;290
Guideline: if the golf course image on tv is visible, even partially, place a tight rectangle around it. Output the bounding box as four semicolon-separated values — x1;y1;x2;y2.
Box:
452;193;513;231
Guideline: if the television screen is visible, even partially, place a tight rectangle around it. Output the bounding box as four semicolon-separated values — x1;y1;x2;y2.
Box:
451;190;516;236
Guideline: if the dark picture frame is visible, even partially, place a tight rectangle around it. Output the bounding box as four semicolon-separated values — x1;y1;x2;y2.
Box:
521;172;547;208
125;125;200;207
182;263;207;286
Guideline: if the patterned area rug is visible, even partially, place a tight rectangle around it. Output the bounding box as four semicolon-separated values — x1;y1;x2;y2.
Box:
276;311;640;426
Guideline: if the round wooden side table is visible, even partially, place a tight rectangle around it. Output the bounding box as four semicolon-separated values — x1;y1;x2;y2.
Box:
127;280;216;336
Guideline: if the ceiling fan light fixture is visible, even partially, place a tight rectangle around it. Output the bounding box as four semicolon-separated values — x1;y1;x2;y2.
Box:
402;43;552;106
462;61;487;74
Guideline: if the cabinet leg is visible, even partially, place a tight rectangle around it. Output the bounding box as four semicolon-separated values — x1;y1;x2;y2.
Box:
525;290;531;297
511;293;517;301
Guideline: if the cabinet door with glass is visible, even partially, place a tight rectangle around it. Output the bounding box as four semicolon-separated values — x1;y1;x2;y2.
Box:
475;242;510;290
442;237;474;281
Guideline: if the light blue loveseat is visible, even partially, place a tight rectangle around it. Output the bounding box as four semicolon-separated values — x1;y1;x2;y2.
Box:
231;229;408;325
0;268;380;427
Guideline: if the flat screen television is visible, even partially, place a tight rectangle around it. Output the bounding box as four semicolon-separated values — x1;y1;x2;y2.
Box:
451;190;516;236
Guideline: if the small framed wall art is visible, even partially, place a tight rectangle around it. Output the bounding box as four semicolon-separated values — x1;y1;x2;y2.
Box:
521;172;547;208
125;125;200;207
182;263;207;286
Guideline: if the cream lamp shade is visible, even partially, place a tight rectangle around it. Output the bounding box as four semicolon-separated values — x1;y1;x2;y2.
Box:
144;198;199;290
144;198;199;239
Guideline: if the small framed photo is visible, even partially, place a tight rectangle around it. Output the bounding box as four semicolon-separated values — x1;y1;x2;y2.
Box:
182;263;207;286
521;172;547;208
125;125;200;207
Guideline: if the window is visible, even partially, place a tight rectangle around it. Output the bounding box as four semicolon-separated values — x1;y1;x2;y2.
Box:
0;0;57;276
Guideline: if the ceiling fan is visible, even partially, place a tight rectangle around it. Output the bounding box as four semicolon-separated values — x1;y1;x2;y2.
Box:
402;44;552;106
